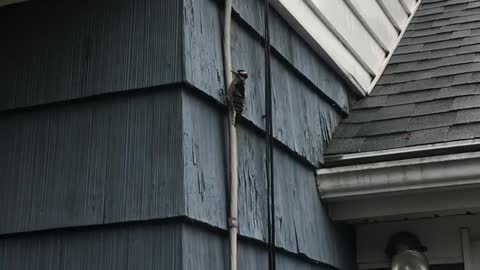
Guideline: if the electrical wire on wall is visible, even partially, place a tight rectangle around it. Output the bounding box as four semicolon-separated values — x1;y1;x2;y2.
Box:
263;0;276;269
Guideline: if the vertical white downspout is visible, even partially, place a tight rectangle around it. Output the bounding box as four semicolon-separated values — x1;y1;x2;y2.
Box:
461;228;473;270
223;1;238;270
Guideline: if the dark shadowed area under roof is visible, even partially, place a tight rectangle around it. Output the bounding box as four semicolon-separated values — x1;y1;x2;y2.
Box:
326;0;480;156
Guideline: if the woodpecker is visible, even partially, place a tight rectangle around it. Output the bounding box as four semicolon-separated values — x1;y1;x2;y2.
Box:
228;70;249;126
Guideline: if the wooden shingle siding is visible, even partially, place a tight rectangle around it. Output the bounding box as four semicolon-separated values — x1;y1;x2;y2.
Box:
0;222;352;270
184;0;348;165
0;0;184;110
0;90;185;234
182;223;355;270
184;0;350;111
0;223;183;270
181;92;354;268
0;0;355;268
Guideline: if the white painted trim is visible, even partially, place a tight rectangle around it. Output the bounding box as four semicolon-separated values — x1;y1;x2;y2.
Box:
305;0;376;75
271;0;367;96
399;0;412;16
367;0;422;93
376;0;402;31
461;228;473;270
272;0;420;95
328;188;480;221
343;0;390;52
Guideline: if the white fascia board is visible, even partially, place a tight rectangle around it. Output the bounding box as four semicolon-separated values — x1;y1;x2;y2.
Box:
272;0;422;95
328;187;480;222
271;0;367;96
317;151;480;221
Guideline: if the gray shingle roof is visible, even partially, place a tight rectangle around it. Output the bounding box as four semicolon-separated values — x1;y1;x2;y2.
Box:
326;0;480;155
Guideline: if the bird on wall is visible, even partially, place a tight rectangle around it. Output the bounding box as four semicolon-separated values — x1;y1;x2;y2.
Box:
228;70;249;126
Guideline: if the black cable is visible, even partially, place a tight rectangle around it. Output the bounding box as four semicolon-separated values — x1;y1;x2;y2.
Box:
263;0;276;269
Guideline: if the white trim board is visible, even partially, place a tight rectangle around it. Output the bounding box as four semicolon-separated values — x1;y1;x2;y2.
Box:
271;0;422;95
328;188;480;222
461;228;473;270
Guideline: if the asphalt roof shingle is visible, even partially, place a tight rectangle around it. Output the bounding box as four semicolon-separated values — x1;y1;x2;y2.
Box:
326;0;480;155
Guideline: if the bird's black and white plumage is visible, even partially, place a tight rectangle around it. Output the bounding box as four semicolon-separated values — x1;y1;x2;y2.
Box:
228;70;249;125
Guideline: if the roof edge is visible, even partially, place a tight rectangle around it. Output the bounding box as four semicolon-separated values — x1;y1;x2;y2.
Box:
323;138;480;167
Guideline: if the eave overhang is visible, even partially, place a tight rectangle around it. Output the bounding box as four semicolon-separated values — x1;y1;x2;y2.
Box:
317;151;480;223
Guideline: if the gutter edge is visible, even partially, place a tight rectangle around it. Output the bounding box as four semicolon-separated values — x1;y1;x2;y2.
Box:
318;150;480;202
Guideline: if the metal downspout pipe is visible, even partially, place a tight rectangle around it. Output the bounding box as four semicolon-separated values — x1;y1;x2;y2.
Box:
223;1;238;270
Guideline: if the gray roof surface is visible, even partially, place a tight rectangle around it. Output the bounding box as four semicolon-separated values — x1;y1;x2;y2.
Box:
326;0;480;155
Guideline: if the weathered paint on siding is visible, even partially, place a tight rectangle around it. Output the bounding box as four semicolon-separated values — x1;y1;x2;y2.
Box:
185;0;350;111
0;0;184;110
0;90;185;234
182;91;354;269
0;223;183;270
184;0;348;165
182;222;355;270
0;88;354;268
0;0;355;268
0;222;352;270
